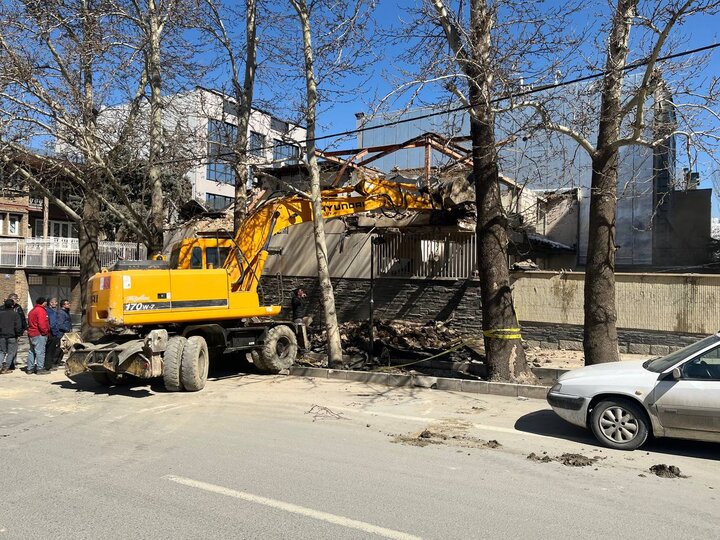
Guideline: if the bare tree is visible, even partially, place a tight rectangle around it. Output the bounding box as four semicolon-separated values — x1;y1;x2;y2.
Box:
0;0;199;331
200;0;258;232
416;0;584;381
511;0;720;364
287;0;342;366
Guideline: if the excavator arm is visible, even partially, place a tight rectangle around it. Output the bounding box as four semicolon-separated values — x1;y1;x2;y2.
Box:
224;176;436;293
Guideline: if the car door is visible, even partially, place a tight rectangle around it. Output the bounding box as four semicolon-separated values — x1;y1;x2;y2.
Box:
651;345;720;440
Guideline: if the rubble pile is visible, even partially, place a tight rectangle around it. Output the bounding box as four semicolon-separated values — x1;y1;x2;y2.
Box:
306;319;485;374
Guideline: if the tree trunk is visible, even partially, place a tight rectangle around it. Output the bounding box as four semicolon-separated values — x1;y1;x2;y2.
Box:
147;0;165;256
583;0;637;365
468;0;532;382
233;0;257;233
293;1;343;366
78;190;103;340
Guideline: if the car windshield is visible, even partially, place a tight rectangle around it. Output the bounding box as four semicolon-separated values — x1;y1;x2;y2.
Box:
644;334;720;373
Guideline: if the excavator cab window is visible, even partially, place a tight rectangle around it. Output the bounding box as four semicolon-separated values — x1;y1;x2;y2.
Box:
190;247;203;269
206;247;230;269
169;246;181;269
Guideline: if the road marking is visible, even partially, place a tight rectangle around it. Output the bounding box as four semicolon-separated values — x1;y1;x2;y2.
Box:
333;407;547;439
164;475;422;540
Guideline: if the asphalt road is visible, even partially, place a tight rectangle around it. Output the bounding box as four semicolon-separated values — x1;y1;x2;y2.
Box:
1;366;719;540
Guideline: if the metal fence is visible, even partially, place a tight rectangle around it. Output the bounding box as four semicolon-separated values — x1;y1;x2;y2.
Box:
0;237;146;269
375;231;477;279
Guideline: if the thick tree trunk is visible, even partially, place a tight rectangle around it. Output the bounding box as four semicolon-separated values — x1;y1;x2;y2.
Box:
293;2;343;365
79;190;102;340
233;0;257;233
468;0;532;382
583;0;637;365
147;0;165;256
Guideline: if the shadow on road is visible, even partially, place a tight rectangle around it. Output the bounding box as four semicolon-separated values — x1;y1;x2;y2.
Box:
52;377;154;398
515;410;720;461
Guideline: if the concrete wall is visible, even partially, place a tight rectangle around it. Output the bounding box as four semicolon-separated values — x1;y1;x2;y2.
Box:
509;271;720;335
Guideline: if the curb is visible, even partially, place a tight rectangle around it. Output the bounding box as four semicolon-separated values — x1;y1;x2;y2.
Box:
288;367;550;400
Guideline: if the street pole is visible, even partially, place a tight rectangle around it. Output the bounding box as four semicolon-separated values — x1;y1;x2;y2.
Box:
369;238;375;361
368;235;385;362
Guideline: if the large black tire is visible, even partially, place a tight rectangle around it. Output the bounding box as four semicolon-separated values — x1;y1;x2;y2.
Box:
249;350;269;373
163;336;187;392
181;336;209;392
259;325;297;374
590;398;650;450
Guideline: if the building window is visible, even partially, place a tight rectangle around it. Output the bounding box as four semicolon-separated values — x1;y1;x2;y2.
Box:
3;213;22;236
271;117;289;134
206;162;235;185
206;193;233;211
207;119;238;185
34;219;78;239
273;140;300;162
249;131;266;157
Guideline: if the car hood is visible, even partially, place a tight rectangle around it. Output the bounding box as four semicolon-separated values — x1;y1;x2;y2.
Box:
558;359;656;383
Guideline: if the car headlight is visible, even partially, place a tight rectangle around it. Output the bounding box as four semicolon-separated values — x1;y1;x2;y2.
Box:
550;382;562;393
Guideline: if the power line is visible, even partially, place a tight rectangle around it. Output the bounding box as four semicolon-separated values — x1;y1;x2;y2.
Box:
162;41;720;166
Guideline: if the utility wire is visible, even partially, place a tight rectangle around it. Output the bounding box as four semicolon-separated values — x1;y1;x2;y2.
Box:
162;41;720;166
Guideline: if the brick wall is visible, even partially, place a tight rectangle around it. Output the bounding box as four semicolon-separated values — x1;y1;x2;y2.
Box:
260;275;704;352
0;270;29;310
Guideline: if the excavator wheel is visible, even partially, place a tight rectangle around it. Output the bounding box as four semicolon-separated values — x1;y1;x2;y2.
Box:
163;336;187;392
259;325;298;374
249;349;269;373
181;336;209;392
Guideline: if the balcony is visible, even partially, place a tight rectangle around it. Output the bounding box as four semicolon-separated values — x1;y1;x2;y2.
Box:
0;237;147;270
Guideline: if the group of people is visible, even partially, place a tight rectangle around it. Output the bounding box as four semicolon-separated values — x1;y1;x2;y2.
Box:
0;294;73;375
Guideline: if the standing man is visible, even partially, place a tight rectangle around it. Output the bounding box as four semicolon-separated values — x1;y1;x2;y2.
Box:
56;299;73;364
46;297;62;367
0;299;22;374
7;293;26;371
291;287;312;350
26;297;50;375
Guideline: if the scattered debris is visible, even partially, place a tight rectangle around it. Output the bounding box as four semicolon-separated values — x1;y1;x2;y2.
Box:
556;453;597;467
392;421;497;450
649;464;687;479
527;452;552;463
305;405;345;422
526;452;599;467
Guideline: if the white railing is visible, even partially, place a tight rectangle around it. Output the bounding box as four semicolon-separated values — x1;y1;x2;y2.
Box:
375;231;478;279
0;237;147;269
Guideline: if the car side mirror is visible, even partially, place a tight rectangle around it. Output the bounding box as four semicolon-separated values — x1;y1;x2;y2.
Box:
672;367;682;381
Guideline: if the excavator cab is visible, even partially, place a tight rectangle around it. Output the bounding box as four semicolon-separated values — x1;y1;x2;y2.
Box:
169;237;233;270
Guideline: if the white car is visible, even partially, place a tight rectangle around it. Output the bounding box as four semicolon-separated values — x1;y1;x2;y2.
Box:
547;334;720;450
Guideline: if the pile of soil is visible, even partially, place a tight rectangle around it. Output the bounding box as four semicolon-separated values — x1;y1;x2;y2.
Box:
649;464;686;478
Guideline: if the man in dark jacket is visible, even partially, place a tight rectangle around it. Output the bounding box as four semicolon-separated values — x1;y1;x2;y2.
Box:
6;294;25;370
26;297;50;374
46;297;62;367
56;299;73;364
0;299;22;374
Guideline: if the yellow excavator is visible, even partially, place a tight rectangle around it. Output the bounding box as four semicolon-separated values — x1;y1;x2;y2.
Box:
65;176;440;391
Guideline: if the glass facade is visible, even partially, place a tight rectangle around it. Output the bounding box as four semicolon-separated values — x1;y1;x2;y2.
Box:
273;140;300;162
207;119;237;185
206;193;233;210
249;131;266;157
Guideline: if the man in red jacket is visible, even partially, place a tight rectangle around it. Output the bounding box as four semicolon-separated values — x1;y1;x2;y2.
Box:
26;297;51;374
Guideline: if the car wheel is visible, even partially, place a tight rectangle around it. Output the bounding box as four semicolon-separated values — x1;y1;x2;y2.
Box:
590;398;649;450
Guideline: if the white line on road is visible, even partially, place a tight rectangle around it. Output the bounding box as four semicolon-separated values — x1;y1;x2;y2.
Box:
164;475;422;540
